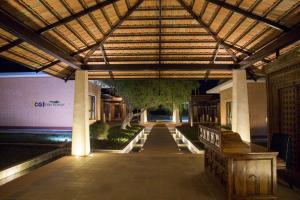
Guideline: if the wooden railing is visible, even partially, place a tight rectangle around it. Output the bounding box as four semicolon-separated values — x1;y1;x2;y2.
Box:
198;124;220;148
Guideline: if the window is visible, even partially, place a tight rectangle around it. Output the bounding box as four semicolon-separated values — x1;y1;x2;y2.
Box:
88;95;96;120
226;101;232;129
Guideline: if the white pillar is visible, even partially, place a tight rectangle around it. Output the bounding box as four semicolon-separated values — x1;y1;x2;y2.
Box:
96;88;101;121
232;69;251;142
172;105;180;123
72;70;90;156
189;102;193;127
140;109;147;124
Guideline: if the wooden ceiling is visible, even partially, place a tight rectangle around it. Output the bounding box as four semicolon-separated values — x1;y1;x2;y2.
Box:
0;0;299;80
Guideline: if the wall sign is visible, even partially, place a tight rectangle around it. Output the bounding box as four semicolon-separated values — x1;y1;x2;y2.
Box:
34;100;65;107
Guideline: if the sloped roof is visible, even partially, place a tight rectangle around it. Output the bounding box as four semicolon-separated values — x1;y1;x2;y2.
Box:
0;0;299;80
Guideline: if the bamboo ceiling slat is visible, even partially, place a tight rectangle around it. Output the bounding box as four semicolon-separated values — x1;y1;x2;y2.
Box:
1;51;41;69
43;30;78;52
0;0;299;79
246;28;281;51
0;28;18;43
0;1;43;30
279;2;300;26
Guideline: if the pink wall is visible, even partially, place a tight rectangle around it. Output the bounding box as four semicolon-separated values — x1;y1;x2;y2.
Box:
0;77;74;128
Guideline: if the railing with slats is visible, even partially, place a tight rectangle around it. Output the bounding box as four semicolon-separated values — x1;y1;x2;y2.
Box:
198;125;220;148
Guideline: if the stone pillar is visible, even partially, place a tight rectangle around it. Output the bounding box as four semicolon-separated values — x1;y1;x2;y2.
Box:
72;70;90;156
189;102;193;127
232;69;251;142
140;109;147;124
172;105;180;124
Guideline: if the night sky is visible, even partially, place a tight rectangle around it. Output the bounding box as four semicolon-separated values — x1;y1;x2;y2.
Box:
0;57;34;72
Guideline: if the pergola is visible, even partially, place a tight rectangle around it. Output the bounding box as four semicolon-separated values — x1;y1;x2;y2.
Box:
0;0;299;80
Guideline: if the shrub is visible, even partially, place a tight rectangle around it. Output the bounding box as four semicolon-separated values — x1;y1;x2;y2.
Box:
90;121;110;140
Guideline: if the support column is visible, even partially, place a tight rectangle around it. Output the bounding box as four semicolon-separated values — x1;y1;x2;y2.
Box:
232;69;251;142
172;105;180;124
96;87;101;121
140;109;147;124
189;101;194;127
72;70;90;156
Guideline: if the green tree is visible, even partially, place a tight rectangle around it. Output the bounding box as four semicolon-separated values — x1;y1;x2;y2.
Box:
106;80;199;129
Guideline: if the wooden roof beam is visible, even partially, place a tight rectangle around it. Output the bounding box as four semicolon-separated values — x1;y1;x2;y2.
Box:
0;0;119;53
84;0;144;63
240;24;300;69
82;64;238;71
100;44;115;82
177;0;239;63
0;9;82;69
206;0;290;32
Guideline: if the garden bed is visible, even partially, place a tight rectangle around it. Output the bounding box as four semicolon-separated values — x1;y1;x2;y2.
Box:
0;144;59;170
91;125;143;150
0;132;71;144
176;124;204;149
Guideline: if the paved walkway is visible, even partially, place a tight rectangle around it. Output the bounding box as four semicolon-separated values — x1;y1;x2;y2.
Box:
0;125;299;200
142;125;179;154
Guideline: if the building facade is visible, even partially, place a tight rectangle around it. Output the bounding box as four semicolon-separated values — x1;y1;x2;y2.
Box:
0;73;101;129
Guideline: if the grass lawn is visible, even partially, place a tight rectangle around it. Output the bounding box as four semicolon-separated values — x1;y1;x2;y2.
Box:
91;125;143;150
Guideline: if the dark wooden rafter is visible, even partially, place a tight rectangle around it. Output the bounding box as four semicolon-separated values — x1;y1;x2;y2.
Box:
212;43;221;64
110;32;211;37
36;60;60;72
177;0;238;63
100;44;115;82
0;9;82;69
206;0;290;32
83;0;144;63
64;69;76;82
103;46;219;50
82;63;238;71
126;16;194;20
105;39;216;44
117;24;203;29
112;1;121;19
136;6;184;11
240;24;300;69
125;0;131;9
99;1;113;28
91;52;230;56
87;57;234;62
0;0;118;53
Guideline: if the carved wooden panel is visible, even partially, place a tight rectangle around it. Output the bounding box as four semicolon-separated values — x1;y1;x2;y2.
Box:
267;63;300;176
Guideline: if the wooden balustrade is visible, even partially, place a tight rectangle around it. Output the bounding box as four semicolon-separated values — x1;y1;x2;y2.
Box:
198;125;278;200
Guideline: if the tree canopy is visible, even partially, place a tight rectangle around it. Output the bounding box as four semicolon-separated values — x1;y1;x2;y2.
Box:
112;79;199;111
